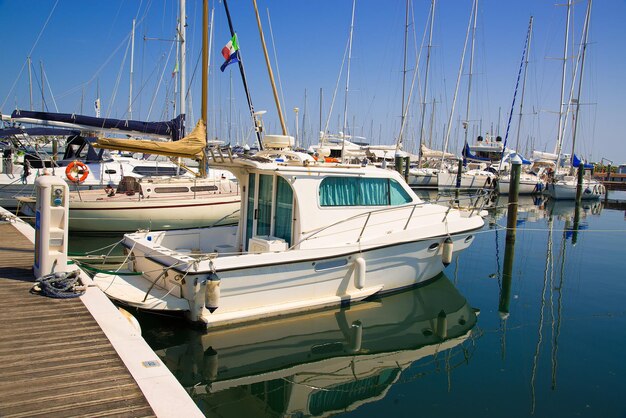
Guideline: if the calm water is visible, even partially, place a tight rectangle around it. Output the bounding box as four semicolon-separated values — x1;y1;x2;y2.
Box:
70;192;626;418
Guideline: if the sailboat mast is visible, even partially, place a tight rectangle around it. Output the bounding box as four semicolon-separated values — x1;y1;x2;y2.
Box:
418;0;435;167
198;0;209;177
129;18;136;119
515;16;533;152
27;57;33;111
252;0;287;135
302;88;307;147
201;0;208;125
319;87;323;135
179;0;186;121
40;60;45;111
569;0;592;172
399;0;410;149
222;0;263;150
555;0;572;158
341;0;356;161
464;0;478;146
441;2;474;164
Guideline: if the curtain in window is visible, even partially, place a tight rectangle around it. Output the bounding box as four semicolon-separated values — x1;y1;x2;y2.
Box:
320;177;412;206
274;177;293;245
359;178;389;206
319;177;359;206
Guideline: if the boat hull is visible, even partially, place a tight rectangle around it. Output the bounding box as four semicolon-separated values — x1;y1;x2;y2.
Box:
19;196;239;232
497;177;543;195
437;171;495;190
407;169;438;188
546;180;604;200
98;229;479;328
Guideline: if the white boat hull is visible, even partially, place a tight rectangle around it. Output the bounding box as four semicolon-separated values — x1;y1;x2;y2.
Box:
546;178;604;200
95;226;479;328
407;168;438;188
497;176;543;195
437;171;495;190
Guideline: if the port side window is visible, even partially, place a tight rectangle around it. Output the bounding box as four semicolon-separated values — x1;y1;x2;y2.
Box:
389;180;412;205
319;177;411;206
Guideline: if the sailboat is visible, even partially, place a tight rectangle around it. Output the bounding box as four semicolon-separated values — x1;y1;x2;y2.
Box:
0;119;193;209
15;2;243;232
545;0;603;200
91;0;485;329
491;16;544;195
429;0;497;192
16;129;241;232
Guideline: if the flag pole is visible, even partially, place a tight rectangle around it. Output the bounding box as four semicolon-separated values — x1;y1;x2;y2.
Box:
222;0;264;150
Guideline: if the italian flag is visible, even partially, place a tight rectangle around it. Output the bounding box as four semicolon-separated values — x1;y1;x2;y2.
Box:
221;34;239;60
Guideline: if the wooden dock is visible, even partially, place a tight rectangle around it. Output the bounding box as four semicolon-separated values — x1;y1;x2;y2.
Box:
0;221;155;417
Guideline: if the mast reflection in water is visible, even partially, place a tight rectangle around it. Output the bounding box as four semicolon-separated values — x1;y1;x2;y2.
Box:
141;273;479;417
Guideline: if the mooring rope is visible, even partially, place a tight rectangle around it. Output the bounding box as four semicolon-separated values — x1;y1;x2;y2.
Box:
32;269;85;299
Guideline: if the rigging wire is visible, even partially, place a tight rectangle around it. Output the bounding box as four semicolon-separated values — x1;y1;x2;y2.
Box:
1;0;59;110
266;8;288;135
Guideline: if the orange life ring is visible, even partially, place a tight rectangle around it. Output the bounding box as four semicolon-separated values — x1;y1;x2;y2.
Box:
65;161;89;183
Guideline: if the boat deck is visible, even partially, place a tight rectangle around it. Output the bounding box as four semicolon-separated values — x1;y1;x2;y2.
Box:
0;221;155;417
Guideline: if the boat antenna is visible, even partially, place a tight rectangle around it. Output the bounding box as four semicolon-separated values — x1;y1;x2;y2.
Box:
222;0;264;150
252;0;287;135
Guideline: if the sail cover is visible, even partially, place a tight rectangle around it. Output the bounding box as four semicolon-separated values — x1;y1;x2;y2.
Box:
10;110;184;141
421;144;457;160
93;119;207;159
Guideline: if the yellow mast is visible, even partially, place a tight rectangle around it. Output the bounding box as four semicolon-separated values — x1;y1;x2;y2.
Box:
252;0;287;135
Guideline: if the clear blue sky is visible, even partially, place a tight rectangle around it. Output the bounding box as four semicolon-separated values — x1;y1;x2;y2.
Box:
1;0;624;164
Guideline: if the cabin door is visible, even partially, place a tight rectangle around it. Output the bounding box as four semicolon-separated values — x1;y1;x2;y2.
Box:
244;173;293;250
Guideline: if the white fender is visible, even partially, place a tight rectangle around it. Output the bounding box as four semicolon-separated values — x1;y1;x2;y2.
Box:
354;257;366;289
205;274;221;313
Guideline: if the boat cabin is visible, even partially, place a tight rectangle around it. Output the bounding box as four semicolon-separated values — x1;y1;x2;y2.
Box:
214;150;419;253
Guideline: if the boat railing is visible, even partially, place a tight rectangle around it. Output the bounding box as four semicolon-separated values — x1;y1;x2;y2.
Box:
291;199;472;250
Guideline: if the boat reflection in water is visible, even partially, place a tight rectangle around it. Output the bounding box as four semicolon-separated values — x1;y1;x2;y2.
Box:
147;273;479;417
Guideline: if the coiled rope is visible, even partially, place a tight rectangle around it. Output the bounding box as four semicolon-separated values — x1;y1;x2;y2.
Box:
32;270;85;299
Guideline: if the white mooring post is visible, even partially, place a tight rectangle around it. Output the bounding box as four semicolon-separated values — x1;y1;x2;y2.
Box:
33;176;69;279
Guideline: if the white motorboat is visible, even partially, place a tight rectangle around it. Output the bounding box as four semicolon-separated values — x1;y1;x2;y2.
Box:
93;144;484;328
154;273;478;415
17;174;240;232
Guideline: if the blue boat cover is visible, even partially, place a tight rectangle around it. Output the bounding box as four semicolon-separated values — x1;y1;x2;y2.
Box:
10;110;185;141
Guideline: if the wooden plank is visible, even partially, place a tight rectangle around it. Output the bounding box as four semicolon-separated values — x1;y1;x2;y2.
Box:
0;223;156;418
